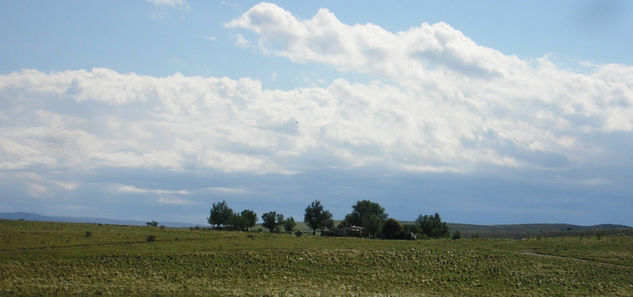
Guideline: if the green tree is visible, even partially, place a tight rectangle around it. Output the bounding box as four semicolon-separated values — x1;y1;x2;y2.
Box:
416;212;450;238
402;224;421;240
382;218;403;239
240;209;258;230
363;214;383;238
344;200;387;237
304;200;334;235
452;230;462;240
283;217;296;233
228;213;246;231
261;211;279;232
208;201;233;228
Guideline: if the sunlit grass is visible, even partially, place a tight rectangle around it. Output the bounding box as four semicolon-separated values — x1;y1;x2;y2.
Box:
1;219;632;296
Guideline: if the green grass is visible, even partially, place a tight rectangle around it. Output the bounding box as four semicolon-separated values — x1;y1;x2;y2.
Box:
1;219;632;296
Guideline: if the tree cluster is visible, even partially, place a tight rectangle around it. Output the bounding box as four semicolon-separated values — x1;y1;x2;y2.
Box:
207;199;455;240
415;213;450;238
335;201;451;240
207;201;257;231
261;211;297;233
207;200;298;233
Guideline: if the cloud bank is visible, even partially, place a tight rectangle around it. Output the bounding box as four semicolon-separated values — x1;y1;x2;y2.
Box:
1;3;632;222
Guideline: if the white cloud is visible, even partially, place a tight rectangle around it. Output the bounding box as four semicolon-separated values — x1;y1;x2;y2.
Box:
6;172;79;194
157;197;193;205
1;4;632;179
1;65;631;176
205;187;248;194
234;33;251;48
117;185;190;195
146;0;188;8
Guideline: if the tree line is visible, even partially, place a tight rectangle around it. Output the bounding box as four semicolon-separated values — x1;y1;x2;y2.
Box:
208;200;454;239
207;201;297;233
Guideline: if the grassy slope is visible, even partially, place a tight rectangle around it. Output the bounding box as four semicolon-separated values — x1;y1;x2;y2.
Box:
1;219;633;296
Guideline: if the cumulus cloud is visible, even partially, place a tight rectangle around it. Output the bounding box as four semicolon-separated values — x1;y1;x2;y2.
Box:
1;3;632;183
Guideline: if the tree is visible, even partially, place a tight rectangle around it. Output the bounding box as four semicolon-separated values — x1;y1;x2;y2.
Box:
240;209;258;230
283;217;296;233
402;224;421;240
304;200;334;235
344;200;387;237
416;212;450;238
208;201;234;228
276;213;285;226
228;213;245;231
261;211;279;233
452;230;461;240
382;218;403;239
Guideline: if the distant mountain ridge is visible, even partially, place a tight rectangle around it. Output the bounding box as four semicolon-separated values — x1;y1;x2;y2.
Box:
0;212;201;228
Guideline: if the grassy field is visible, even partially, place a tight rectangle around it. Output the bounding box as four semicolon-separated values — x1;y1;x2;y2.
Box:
1;219;632;296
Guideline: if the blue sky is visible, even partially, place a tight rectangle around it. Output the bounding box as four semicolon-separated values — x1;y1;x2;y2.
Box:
1;1;632;225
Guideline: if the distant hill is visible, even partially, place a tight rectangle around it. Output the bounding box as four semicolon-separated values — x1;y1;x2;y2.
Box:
447;222;632;238
0;212;199;228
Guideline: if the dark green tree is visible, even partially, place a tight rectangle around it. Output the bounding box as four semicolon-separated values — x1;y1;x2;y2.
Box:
363;214;383;238
228;213;245;231
283;217;296;233
382;218;403;239
344;200;387;237
452;230;462;240
416;212;450;238
261;211;279;232
208;201;233;228
240;209;258;230
402;224;421;240
304;200;334;235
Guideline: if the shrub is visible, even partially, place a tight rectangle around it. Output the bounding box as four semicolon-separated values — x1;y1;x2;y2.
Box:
382;218;403;239
84;231;92;237
146;235;156;242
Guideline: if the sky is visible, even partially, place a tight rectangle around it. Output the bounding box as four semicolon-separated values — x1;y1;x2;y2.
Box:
1;1;632;226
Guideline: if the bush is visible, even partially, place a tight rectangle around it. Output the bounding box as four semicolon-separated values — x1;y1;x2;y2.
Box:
382;218;403;239
146;235;156;242
452;230;461;240
84;231;92;237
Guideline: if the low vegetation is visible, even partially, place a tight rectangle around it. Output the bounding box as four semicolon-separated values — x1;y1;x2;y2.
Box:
1;219;632;296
